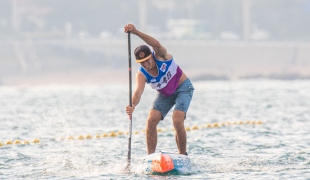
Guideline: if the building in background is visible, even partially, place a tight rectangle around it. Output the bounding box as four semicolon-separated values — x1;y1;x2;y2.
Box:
0;0;310;85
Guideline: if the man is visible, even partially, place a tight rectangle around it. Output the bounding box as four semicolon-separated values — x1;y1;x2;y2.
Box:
124;24;194;155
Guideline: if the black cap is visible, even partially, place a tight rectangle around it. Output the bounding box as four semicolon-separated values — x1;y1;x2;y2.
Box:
134;45;152;63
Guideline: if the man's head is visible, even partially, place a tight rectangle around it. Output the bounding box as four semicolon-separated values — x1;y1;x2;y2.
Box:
134;45;152;63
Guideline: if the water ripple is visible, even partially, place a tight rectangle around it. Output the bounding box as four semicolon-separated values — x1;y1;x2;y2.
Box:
0;80;310;179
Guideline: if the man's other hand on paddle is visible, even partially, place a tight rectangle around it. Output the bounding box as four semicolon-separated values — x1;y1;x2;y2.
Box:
126;105;135;115
124;24;138;34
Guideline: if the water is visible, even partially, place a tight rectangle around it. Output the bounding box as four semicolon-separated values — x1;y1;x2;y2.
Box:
0;79;310;179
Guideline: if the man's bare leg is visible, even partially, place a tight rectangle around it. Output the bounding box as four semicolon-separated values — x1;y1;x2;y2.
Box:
173;110;187;155
146;110;161;154
175;134;180;151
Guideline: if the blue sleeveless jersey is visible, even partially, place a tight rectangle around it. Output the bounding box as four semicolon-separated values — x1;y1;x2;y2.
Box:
139;52;183;96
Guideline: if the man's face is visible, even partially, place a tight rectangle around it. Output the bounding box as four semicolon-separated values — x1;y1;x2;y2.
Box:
140;57;153;70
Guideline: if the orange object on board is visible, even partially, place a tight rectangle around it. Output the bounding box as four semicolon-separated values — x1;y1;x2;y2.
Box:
151;153;174;173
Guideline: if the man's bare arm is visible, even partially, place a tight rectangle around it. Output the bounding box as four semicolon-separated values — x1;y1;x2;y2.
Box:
124;24;172;60
125;72;146;115
132;72;146;107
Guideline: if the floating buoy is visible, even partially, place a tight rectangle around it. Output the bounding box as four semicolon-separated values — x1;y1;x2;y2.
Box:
117;131;123;135
94;134;101;138
78;135;85;140
23;140;29;144
192;126;198;130
109;132;117;137
185;127;191;131
32;139;40;143
157;128;162;132
85;134;92;139
102;133;109;137
5;140;13;145
0;142;3;147
212;123;219;127
67;136;74;140
14;140;21;144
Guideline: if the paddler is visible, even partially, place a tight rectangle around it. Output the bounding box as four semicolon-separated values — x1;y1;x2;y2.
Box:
124;24;194;155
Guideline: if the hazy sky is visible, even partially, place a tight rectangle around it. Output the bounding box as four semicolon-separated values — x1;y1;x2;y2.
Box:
1;0;310;41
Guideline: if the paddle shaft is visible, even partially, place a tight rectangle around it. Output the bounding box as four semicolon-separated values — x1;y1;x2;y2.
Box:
127;32;133;169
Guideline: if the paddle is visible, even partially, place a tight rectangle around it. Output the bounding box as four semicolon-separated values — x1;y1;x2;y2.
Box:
126;32;133;171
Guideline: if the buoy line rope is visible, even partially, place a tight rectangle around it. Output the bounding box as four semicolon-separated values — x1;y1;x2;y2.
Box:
0;120;262;147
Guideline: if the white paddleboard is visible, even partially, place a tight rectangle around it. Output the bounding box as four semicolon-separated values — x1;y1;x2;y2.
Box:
140;151;191;174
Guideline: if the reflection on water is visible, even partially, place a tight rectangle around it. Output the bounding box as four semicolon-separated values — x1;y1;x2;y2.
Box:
0;80;309;179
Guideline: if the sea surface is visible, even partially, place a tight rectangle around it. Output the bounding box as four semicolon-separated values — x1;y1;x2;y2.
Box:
0;79;309;179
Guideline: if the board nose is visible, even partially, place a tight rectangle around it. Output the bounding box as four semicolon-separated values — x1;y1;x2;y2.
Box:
152;153;174;173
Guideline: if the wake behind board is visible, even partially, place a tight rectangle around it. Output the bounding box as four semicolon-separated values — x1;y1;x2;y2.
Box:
141;151;191;174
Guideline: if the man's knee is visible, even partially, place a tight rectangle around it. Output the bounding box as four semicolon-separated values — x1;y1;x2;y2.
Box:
172;110;185;128
146;110;161;128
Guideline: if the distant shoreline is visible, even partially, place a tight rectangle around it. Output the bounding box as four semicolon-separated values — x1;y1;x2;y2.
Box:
1;67;309;87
